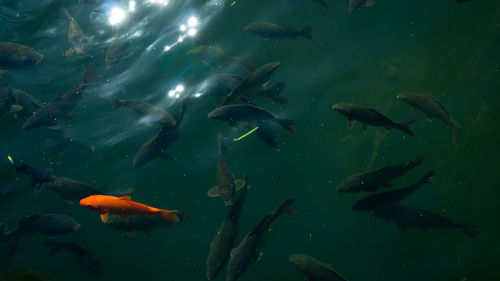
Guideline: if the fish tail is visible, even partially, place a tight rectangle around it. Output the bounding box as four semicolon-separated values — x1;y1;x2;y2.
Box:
456;223;476;238
158;209;180;223
301;26;314;43
105;97;121;109
83;66;101;85
239;53;256;73
396;120;417;136
277;117;296;134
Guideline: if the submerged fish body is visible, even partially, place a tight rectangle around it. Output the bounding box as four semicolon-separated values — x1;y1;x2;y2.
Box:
289;254;348;281
80;195;179;223
226;196;296;281
397;92;461;146
374;205;476;238
42;240;104;275
332;103;416;136
105;208;189;234
208;104;296;134
7;213;80;257
15;163;56;188
61;8;87;56
244;22;313;42
207;178;249;279
216;133;236;207
10;88;42;117
22;66;100;130
106;98;176;127
352;171;434;211
186;45;255;72
336;154;423;192
216;62;280;106
42;177;103;202
0;42;43;69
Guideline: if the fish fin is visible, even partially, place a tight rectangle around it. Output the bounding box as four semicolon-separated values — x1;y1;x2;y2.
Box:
100;213;109;223
65;48;75;57
83;66;101;85
239;53;256;73
365;0;375;7
207;186;220;197
65;113;75;120
234;179;246;191
118;196;132;200
125;231;136;237
120;215;129;223
34;184;44;193
10;104;23;113
277;118;296;134
347;119;355;129
362;124;368;133
159;210;179;223
300;26;314;43
283;206;298;214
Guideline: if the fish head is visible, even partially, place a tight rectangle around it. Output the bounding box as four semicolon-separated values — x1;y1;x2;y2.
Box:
331;103;352;116
335;178;354;192
289;254;310;269
207;107;225;120
79;195;101;211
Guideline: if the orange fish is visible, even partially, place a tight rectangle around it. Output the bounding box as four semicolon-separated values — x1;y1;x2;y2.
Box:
80;195;179;223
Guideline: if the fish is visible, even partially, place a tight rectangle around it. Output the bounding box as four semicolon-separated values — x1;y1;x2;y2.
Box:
241;120;278;147
5;213;80;257
208;104;296;134
22;66;101;130
8;88;43;118
244;22;313;42
15;163;56;192
61;8;92;57
215;62;281;106
332;103;416;136
80;195;179;223
105;97;176;127
186;45;255;73
0;42;43;69
289;254;348;281
373;205;477;238
207;133;246;207
41;177;119;203
206;176;249;279
42;240;104;275
133;97;190;166
226;196;297;281
104;205;190;235
349;0;375;12
46;131;95;153
397;92;462;146
352;171;434;211
336;154;423;192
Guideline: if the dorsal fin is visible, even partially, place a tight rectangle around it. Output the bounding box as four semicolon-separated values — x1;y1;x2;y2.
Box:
119;196;132;200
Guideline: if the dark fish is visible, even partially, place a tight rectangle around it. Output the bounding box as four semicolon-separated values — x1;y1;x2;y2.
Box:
133;97;190;166
206;176;249;279
104;206;190;235
289;254;348;281
352;171;434;211
242;120;278;147
22;66;101;130
42;240;104;275
41;177;108;202
61;8;92;56
0;42;43;69
207;133;246;207
226;196;296;281
186;45;255;73
336;154;423;192
244;22;313;42
15;163;56;192
373;205;477;238
6;213;80;257
215;62;280;106
349;0;375;12
332;103;416;136
105;97;176;127
208;104;296;134
397;92;461;146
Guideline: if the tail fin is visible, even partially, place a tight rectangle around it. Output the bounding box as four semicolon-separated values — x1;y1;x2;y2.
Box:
396;120;417;136
456;223;476;238
239;53;256;73
217;132;227;153
83;66;101;85
301;26;314;43
277;117;296;134
159;210;179;223
105;97;121;109
264;81;290;104
275;196;297;217
177;203;192;223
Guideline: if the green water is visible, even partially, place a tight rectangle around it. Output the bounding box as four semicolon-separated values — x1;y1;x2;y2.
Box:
1;0;499;280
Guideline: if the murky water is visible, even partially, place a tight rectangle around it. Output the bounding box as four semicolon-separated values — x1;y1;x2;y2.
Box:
1;0;499;280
